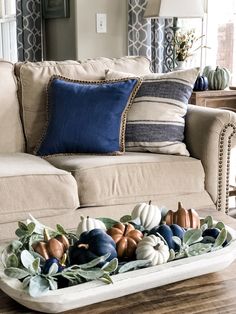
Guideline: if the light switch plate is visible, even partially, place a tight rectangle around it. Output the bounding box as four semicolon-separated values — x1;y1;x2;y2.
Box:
96;13;107;33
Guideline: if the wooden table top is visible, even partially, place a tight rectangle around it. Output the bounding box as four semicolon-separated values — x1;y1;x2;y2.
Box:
1;208;236;314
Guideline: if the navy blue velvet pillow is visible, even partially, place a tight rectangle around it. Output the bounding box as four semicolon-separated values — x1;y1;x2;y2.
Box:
35;76;140;156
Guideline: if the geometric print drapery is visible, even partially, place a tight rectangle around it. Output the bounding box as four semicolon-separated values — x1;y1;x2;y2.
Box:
128;0;175;73
16;0;43;62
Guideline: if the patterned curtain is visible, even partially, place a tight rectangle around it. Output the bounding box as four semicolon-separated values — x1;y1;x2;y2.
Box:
128;0;174;73
16;0;43;61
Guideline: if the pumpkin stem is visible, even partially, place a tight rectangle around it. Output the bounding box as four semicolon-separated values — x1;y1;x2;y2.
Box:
178;202;183;210
216;66;219;71
43;228;50;242
78;243;89;250
149;200;152;205
60;253;67;266
154;243;160;250
124;223;128;235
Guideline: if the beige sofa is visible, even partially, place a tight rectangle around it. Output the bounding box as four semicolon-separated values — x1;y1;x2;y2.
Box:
0;56;236;242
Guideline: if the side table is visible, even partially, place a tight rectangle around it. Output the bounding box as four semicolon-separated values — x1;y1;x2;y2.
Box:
189;89;236;111
189;89;236;209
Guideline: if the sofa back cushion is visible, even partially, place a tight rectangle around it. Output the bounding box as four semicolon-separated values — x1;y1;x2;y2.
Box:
15;56;151;153
0;61;25;152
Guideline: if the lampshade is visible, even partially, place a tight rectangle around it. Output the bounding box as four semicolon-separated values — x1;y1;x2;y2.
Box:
144;0;205;19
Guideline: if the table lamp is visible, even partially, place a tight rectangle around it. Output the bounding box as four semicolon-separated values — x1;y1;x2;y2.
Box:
144;0;206;69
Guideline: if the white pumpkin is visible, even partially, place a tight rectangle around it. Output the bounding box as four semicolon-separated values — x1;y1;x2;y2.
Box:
76;216;106;237
131;201;161;230
136;235;169;266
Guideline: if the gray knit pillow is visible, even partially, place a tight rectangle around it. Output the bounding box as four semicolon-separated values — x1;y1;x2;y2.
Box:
106;68;199;156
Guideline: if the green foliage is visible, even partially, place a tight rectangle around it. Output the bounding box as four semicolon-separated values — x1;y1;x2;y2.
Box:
173;219;229;260
120;215;132;223
0;213;232;299
118;260;151;273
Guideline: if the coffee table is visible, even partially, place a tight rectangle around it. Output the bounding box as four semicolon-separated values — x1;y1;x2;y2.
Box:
1;208;236;314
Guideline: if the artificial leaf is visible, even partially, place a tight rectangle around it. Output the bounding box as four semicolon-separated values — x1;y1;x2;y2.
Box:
18;221;28;232
215;221;226;231
203;216;213;229
172;236;182;248
214;228;227;248
22;276;31;289
100;273;113;284
15;228;26;238
48;263;59;276
186;243;212;257
56;224;67;235
6;254;19;268
200;223;208;233
29;275;50;298
32;258;40;273
96;218;118;229
78;253;110;269
4;267;29;279
27;222;36;235
120;215;132;223
183;229;202;246
21;250;35;270
118;260;151;273
168;249;176;261
77;269;104;280
101;258;118;273
47;277;58;290
8;240;23;253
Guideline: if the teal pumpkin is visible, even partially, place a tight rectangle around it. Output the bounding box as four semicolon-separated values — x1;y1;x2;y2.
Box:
203;66;230;90
202;65;212;78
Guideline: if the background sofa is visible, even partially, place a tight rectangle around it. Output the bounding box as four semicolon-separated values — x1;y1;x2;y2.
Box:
0;56;235;243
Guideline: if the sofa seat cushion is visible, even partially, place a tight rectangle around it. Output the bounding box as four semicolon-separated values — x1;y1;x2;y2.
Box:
46;152;211;207
0;153;79;223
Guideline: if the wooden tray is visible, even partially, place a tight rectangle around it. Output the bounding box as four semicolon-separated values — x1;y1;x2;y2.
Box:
1;225;236;314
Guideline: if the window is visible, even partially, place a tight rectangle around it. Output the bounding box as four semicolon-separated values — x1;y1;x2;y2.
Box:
178;0;236;85
0;0;17;62
205;0;236;85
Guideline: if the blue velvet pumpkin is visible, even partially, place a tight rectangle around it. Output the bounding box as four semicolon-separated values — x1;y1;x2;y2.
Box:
193;75;208;91
69;229;117;266
149;224;185;251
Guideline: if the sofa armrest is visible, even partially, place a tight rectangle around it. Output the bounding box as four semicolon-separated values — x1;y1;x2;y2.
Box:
185;105;236;213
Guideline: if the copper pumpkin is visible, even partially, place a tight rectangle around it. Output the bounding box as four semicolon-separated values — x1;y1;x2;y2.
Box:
32;230;70;260
164;202;200;229
107;222;143;259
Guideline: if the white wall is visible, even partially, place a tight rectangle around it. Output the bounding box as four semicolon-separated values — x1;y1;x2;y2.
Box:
45;0;128;61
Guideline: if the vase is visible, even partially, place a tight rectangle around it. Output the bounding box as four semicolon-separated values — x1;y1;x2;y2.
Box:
174;61;186;71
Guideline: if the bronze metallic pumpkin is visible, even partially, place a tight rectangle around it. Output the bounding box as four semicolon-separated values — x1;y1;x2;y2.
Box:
32;230;69;260
164;202;200;229
107;222;143;259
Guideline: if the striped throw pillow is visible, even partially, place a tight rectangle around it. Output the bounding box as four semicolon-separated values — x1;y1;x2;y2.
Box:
106;68;199;156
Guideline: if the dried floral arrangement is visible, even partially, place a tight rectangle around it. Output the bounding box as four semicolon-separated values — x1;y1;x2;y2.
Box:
174;29;205;62
0;201;232;298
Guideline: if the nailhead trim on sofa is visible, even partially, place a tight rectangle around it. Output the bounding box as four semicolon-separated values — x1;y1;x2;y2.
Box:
218;123;236;213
